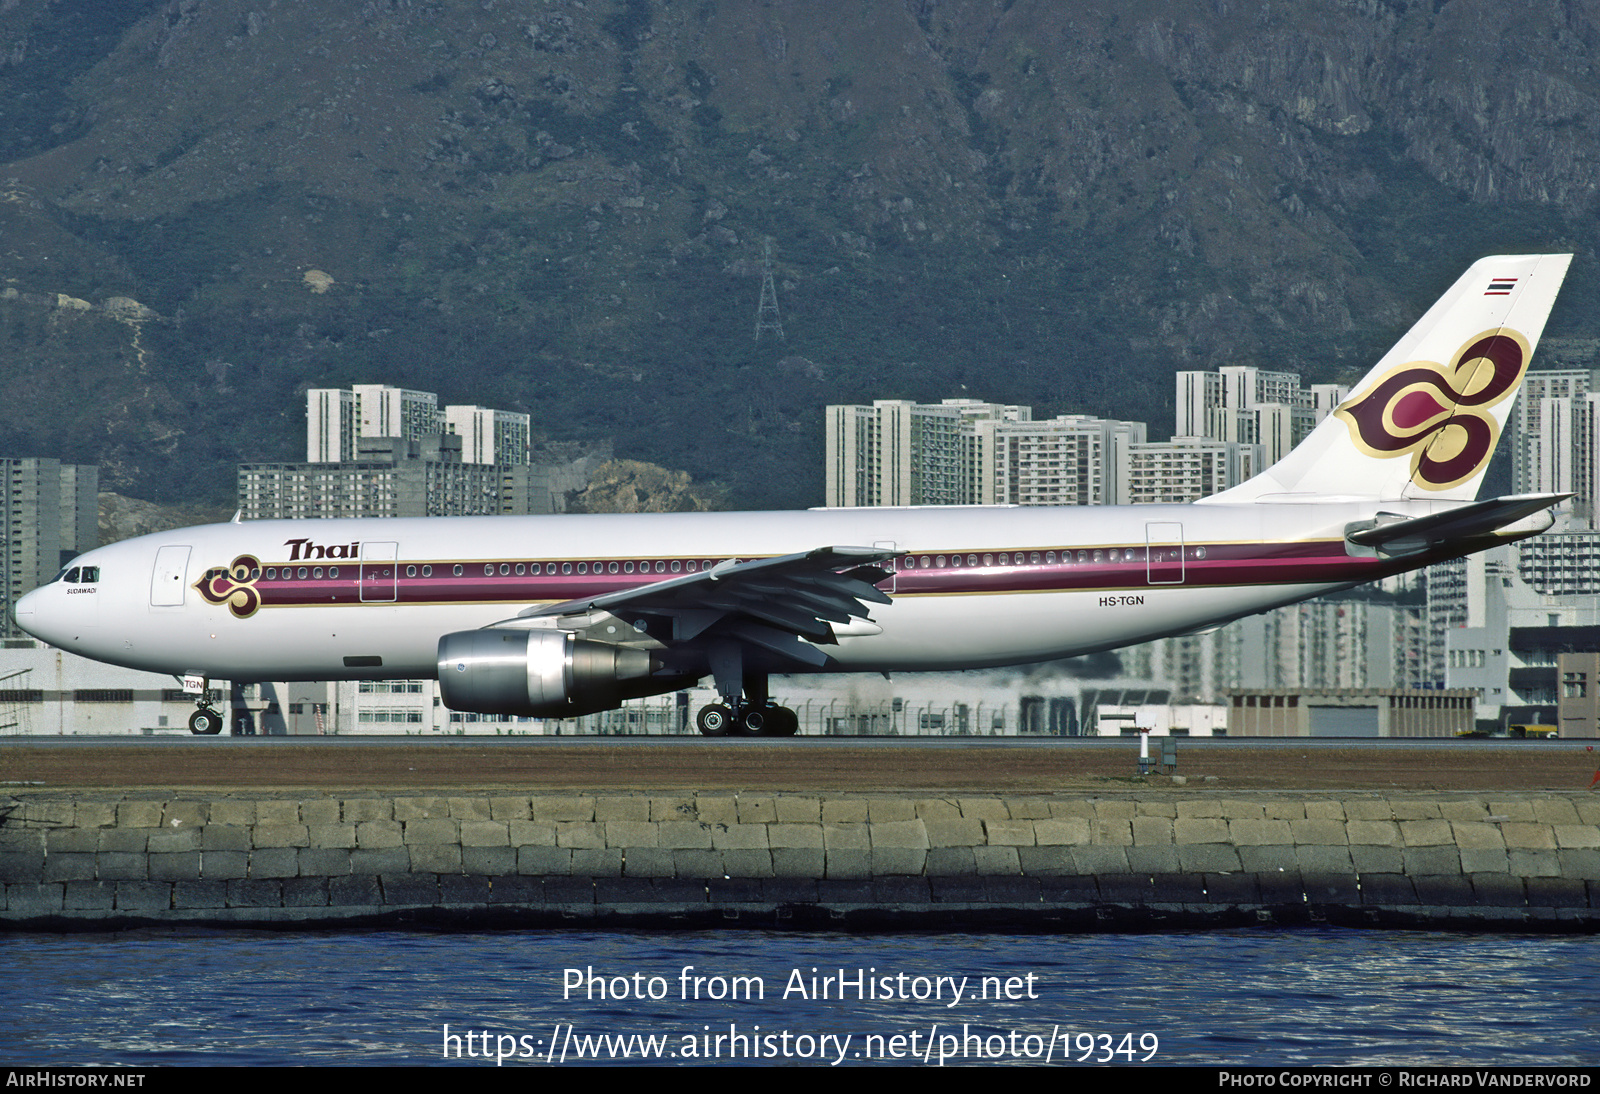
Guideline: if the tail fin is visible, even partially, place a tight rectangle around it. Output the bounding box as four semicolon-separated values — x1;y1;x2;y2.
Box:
1200;253;1573;504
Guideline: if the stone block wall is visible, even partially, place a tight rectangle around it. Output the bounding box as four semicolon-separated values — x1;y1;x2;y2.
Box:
2;792;1597;929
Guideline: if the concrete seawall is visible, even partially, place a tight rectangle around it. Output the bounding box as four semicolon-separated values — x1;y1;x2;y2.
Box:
3;790;1598;930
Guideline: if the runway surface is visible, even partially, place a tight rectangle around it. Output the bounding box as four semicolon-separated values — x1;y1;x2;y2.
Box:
2;736;1595;793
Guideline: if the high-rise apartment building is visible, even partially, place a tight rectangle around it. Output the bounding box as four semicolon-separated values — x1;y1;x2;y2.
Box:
241;435;554;521
1123;439;1261;505
442;405;531;467
306;386;529;467
824;399;1148;507
1501;367;1600;596
0;458;97;638
306;388;357;463
1509;369;1600;528
978;413;1147;506
1175;365;1343;465
352;384;441;448
824;396;1277;507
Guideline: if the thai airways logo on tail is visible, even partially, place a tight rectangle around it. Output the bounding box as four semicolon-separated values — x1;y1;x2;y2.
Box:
1333;328;1530;492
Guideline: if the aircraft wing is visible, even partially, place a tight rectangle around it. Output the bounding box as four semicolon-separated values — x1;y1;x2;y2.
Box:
1346;492;1568;555
516;546;896;667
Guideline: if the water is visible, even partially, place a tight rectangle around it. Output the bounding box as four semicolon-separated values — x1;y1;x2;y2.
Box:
4;929;1597;1066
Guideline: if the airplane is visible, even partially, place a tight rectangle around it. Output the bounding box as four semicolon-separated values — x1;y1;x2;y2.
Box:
12;253;1575;737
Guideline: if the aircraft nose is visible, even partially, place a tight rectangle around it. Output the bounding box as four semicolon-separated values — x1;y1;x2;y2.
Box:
13;586;56;644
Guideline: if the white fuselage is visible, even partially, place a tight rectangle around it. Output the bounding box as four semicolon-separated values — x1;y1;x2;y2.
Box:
14;500;1422;685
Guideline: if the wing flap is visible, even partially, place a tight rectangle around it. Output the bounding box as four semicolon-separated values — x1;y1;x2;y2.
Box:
516;545;898;667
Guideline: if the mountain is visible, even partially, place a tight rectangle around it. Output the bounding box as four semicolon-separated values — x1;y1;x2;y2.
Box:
1;0;1597;510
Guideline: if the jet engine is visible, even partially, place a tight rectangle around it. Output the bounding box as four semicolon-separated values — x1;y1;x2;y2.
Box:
436;629;696;717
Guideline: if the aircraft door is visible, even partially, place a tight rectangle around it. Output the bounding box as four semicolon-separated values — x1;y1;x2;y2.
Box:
150;545;192;607
360;542;399;602
1145;522;1185;585
873;540;900;593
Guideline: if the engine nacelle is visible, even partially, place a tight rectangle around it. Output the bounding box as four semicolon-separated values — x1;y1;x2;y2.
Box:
436;629;695;717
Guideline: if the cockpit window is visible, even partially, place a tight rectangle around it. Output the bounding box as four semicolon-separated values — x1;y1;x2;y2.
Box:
80;566;99;583
63;567;81;583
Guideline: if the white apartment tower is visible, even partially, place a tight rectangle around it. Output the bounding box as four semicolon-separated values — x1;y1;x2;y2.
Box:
1505;367;1600;596
1175;364;1342;465
306;388;357;463
825;399;1022;507
307;386;529;467
351;384;441;446
0;458;97;639
1123;439;1260;505
1510;369;1600;527
825;399;1146;507
443;405;531;467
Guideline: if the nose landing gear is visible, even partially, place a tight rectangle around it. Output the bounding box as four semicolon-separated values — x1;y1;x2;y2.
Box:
188;703;224;735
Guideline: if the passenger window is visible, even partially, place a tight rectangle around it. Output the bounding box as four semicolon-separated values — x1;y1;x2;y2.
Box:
453;565;463;577
609;562;620;574
655;561;665;573
422;565;432;577
500;564;510;576
266;568;276;580
686;561;697;572
484;565;494;577
951;555;962;567
328;567;339;578
297;567;309;579
624;562;634;574
406;566;416;577
983;554;993;566
577;563;587;574
313;567;324;579
516;564;525;576
671;561;681;573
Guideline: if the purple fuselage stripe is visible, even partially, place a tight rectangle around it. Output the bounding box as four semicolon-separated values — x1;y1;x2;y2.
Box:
232;539;1374;611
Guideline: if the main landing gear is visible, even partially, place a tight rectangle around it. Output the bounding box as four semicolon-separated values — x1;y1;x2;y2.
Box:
695;642;799;737
696;699;798;737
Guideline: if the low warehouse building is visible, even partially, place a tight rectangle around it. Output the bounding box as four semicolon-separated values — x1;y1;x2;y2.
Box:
1225;688;1478;737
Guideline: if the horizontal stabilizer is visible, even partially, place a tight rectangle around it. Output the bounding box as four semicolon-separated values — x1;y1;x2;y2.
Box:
1345;493;1567;555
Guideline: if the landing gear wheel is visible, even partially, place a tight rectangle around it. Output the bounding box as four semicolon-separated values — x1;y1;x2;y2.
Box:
697;703;733;736
767;706;799;737
734;705;767;736
189;708;224;736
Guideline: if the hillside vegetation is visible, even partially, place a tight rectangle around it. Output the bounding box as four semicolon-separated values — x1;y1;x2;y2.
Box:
1;0;1597;509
